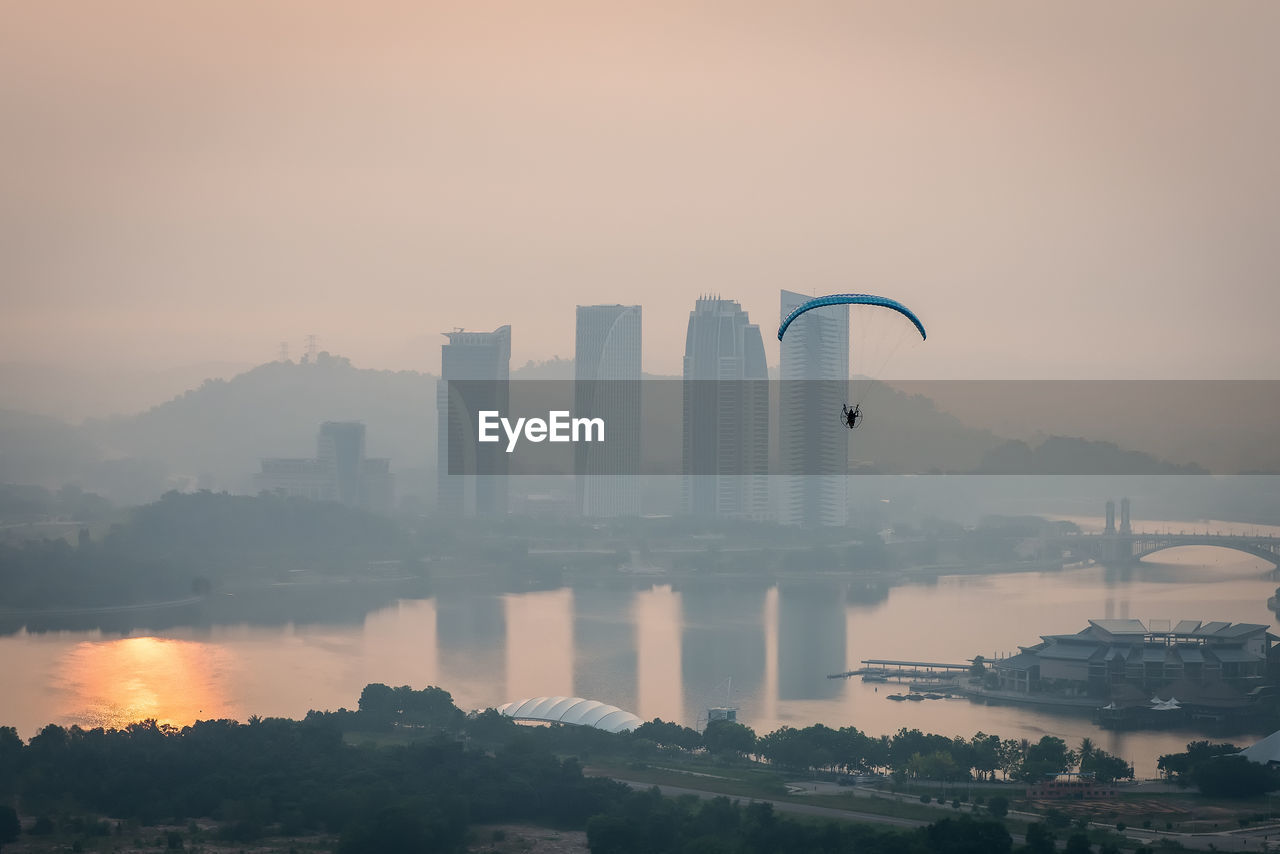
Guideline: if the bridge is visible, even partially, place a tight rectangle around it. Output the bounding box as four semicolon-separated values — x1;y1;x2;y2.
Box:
1051;499;1280;568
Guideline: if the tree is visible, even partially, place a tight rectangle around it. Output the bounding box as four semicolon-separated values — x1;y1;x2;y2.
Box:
703;720;755;759
1065;831;1094;854
1191;755;1280;798
633;719;702;751
986;795;1009;818
0;805;18;848
1020;736;1076;781
1081;748;1133;783
969;732;1001;781
923;815;1012;854
1024;822;1056;854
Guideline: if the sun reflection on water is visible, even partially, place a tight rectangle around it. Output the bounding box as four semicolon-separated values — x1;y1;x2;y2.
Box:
56;636;237;730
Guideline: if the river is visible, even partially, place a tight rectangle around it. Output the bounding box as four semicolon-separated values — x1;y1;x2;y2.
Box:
3;525;1278;778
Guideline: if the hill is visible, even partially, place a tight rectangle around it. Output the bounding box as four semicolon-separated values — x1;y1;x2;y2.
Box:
84;354;437;495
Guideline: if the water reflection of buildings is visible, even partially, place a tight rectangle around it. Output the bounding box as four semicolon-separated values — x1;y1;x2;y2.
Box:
435;591;506;700
679;583;768;719
777;582;847;701
504;589;574;701
573;586;639;713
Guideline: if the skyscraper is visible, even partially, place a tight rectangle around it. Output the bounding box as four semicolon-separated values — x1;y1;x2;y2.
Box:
682;297;769;519
574;304;641;517
778;289;849;527
437;325;511;517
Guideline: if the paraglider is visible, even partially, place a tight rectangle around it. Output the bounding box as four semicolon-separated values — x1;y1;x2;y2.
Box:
777;293;926;429
777;293;926;343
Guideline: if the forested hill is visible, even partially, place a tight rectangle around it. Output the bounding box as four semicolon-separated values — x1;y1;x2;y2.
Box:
0;491;411;609
84;354;438;494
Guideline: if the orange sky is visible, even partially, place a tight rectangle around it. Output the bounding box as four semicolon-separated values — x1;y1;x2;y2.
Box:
2;1;1277;378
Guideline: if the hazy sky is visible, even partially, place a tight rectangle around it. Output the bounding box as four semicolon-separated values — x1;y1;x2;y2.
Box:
3;1;1277;378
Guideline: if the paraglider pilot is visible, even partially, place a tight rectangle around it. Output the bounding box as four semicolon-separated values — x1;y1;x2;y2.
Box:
841;403;862;429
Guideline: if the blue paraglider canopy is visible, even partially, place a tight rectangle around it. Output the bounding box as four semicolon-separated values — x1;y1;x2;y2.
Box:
777;293;926;342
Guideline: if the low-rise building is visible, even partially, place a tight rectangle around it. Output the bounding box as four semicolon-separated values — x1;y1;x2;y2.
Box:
255;422;394;513
992;619;1275;702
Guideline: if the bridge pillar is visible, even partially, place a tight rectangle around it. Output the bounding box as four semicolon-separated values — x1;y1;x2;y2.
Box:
1120;497;1131;535
1105;500;1116;534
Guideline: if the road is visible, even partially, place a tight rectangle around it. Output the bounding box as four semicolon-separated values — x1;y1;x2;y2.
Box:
602;776;1280;851
604;778;928;830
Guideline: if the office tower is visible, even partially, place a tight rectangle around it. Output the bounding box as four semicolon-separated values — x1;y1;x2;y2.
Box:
437;325;511;517
574;304;642;517
778;289;849;527
681;297;769;519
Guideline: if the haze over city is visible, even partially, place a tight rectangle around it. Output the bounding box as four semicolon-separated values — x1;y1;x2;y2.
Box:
3;1;1279;379
4;4;1280;853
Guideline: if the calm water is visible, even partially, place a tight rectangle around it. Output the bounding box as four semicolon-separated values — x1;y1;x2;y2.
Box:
3;536;1277;778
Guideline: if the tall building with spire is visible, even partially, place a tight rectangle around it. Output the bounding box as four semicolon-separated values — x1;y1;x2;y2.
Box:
778;289;849;526
437;325;511;517
574;305;642;517
681;296;769;519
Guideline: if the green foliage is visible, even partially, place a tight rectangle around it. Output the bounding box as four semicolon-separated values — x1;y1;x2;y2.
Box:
923;815;1012;854
356;684;465;731
702;720;756;758
1190;755;1280;798
0;805;19;846
1023;822;1056;854
1157;740;1241;786
1080;747;1133;783
633;719;703;751
1064;831;1093;854
986;795;1008;818
1;684;1034;854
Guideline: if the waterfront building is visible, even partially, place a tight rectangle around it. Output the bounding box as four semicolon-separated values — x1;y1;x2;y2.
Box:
992;618;1274;707
255;421;394;513
574;304;641;517
777;289;849;527
681;296;769;520
437;325;511;517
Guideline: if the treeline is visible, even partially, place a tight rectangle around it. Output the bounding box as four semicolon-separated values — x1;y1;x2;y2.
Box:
1158;740;1280;798
0;483;113;523
0;491;413;609
326;685;1135;789
0;685;1043;854
628;719;1132;784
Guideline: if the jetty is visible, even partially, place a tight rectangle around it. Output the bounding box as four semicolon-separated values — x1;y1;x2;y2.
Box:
827;659;974;681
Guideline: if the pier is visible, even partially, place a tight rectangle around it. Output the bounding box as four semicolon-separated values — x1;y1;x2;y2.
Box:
828;659;974;681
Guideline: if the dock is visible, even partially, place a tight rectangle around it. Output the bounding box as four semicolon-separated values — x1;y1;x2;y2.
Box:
827;659;974;681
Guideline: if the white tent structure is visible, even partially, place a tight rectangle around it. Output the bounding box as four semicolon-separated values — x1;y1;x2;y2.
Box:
1240;730;1280;766
497;696;643;734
